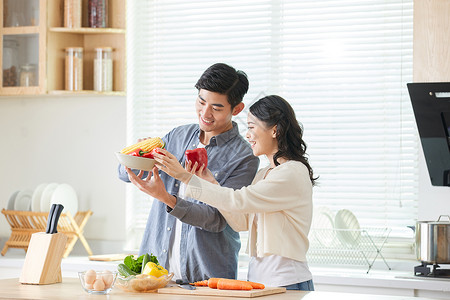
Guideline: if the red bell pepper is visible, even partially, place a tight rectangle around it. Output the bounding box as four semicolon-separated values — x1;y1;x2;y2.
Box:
185;148;208;171
129;148;155;159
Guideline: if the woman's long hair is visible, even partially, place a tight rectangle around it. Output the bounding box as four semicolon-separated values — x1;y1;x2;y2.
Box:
249;95;318;185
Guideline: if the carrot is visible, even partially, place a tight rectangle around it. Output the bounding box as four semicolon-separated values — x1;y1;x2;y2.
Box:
207;278;223;289
190;280;208;286
217;279;253;291
248;281;265;289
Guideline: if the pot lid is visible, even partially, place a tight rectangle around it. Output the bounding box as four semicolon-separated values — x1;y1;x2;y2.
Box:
418;215;450;224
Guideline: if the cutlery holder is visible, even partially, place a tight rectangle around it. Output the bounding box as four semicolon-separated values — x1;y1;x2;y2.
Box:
19;232;67;284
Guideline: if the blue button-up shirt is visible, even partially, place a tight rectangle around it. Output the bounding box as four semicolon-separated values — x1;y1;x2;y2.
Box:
118;122;259;282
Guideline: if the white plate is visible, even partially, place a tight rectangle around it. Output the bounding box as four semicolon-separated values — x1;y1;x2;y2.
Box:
50;183;78;217
311;206;336;247
7;191;19;210
115;152;156;171
14;189;33;211
40;183;59;212
335;209;361;247
31;183;48;212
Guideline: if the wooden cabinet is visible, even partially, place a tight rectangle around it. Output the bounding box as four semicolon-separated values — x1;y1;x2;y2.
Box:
0;0;126;96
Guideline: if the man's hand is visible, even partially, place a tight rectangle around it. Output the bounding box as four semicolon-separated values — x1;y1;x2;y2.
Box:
125;166;177;208
152;148;194;184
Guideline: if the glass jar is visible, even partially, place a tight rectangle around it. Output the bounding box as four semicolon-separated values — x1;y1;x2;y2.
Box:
94;47;113;92
64;0;81;28
88;0;108;28
2;39;19;87
19;64;37;87
65;47;83;91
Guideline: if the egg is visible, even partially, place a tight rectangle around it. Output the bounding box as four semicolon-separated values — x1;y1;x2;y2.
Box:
93;278;106;291
102;270;114;288
85;282;94;290
84;269;97;285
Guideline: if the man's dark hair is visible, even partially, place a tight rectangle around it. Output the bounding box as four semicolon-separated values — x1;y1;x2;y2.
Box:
195;63;249;108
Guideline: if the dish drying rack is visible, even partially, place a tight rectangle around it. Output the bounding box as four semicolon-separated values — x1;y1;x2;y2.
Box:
1;209;93;258
307;227;391;273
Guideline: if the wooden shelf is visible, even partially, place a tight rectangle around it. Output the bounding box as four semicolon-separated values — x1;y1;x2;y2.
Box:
49;90;126;96
2;26;40;35
49;27;126;34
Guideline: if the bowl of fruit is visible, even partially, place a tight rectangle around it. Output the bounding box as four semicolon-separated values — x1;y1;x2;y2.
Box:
116;253;173;293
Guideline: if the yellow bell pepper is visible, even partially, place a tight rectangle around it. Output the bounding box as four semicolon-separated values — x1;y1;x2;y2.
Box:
142;262;169;278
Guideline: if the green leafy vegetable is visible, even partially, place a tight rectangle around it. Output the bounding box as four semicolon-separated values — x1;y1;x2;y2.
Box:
149;253;159;265
123;253;160;274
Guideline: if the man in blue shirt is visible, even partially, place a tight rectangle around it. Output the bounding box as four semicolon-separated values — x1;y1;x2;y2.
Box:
118;63;259;282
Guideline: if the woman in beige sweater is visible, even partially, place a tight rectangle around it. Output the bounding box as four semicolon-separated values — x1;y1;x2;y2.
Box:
126;95;317;290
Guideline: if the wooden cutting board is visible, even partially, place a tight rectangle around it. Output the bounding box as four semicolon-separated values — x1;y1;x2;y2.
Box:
88;253;130;261
158;285;286;298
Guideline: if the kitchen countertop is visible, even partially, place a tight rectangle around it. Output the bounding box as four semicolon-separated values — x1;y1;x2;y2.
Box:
0;278;442;300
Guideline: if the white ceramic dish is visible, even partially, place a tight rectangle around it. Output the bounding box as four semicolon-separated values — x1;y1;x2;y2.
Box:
31;183;48;212
50;183;78;217
115;152;156;171
7;191;19;210
14;189;33;211
40;183;59;212
335;209;361;247
311;206;336;247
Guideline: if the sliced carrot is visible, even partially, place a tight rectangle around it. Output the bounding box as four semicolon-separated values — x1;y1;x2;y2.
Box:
207;278;223;289
217;279;253;291
190;280;208;286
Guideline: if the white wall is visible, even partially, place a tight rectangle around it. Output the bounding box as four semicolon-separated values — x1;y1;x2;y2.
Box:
0;94;449;250
0;95;127;244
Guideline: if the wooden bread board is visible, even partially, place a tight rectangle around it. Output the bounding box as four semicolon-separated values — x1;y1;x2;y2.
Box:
88;254;130;261
158;285;286;298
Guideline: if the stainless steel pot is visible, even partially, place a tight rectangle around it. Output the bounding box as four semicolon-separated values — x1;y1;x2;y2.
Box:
415;215;450;263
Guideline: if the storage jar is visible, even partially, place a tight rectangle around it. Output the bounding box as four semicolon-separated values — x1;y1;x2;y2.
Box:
65;47;83;91
64;0;82;28
88;0;108;28
93;47;113;92
19;64;37;87
2;39;19;87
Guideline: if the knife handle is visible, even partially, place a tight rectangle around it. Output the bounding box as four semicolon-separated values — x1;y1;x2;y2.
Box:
50;204;64;234
45;204;57;234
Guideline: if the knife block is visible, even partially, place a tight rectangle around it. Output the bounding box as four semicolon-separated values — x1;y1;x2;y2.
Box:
19;232;68;285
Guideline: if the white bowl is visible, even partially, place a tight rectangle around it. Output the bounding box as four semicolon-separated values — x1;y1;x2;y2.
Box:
115;152;156;171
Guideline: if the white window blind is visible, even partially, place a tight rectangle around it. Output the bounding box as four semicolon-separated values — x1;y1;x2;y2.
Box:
126;0;416;256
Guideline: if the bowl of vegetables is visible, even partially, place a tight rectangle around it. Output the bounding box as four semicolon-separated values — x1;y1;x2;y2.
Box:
116;253;173;293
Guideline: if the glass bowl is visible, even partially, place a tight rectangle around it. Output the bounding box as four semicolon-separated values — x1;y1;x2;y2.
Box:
78;270;118;295
116;273;174;293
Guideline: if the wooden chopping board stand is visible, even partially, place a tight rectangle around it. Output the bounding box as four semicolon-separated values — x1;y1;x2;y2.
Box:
158;284;286;298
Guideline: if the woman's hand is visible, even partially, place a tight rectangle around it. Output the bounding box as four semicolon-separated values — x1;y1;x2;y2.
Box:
185;160;218;185
125;166;177;208
152;148;193;184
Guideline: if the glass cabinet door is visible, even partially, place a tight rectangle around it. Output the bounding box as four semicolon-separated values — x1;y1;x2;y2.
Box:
3;0;40;27
2;0;43;93
3;35;39;87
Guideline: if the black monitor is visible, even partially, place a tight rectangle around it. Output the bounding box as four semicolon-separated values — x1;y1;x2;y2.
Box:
407;82;450;186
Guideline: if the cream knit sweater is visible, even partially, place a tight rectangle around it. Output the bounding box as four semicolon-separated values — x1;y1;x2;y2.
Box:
185;160;313;262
